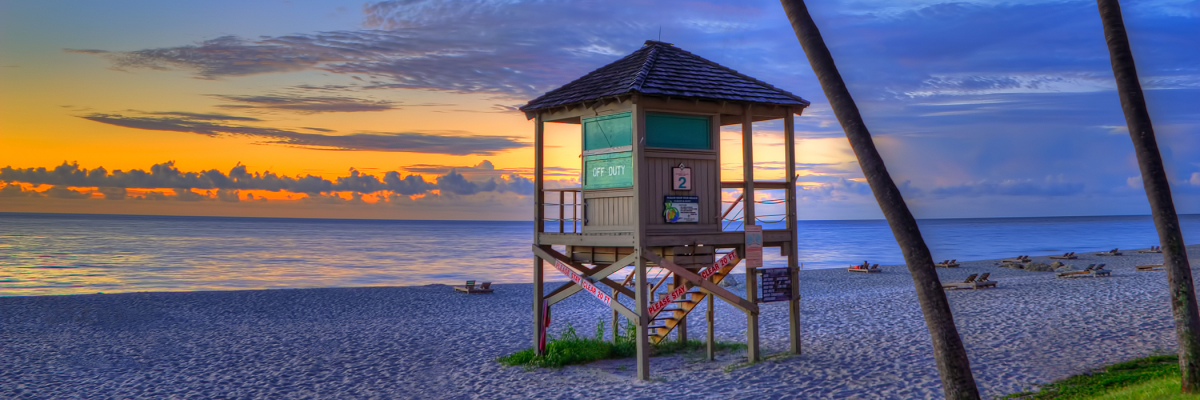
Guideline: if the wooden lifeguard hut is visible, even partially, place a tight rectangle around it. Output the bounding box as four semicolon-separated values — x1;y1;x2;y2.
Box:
521;40;809;380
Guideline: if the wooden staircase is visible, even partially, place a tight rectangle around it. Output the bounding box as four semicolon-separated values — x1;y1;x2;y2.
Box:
647;252;741;344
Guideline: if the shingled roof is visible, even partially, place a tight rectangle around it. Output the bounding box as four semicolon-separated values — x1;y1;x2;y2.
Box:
520;41;810;112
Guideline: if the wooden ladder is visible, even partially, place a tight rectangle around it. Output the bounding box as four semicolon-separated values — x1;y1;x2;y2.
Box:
647;253;741;344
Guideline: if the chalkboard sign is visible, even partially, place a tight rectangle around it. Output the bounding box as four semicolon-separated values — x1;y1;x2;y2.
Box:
759;268;793;303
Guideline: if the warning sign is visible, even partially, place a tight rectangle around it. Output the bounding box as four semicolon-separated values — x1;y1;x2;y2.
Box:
649;251;739;316
554;260;611;305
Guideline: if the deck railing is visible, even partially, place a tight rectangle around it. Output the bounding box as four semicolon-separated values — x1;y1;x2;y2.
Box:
720;181;792;231
541;189;582;233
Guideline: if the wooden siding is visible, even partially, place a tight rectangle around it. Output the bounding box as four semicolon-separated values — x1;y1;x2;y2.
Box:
583;189;635;232
644;155;721;234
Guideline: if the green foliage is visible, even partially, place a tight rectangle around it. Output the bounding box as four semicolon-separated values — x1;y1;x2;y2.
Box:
497;319;745;370
1001;355;1191;399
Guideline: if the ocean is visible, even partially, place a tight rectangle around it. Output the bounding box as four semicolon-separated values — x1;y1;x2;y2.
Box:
1;212;1197;296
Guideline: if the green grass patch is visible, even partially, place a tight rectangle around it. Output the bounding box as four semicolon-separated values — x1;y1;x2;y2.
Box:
497;320;745;369
1000;354;1199;399
1089;376;1200;400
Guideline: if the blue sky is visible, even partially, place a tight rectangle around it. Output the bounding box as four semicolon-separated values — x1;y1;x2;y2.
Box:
1;0;1198;220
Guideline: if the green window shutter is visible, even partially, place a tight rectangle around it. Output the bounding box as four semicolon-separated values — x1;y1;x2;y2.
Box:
646;113;711;150
582;152;633;189
582;112;632;151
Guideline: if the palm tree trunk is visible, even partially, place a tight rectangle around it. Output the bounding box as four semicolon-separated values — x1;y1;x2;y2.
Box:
778;1;981;398
1095;0;1200;392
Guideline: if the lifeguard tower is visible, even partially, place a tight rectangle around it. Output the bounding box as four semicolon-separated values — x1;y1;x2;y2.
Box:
521;40;809;380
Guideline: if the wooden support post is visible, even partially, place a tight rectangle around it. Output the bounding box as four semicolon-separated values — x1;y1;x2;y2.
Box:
558;191;565;233
532;113;546;356
742;103;756;227
635;250;650;379
631;99;650;380
706;292;715;361
746;267;761;362
785;108;801;355
674;273;687;343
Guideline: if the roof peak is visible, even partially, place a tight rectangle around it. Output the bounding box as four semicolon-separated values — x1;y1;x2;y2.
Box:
520;41;809;113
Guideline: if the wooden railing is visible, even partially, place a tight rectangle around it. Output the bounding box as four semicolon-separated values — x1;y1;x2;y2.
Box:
541;188;582;233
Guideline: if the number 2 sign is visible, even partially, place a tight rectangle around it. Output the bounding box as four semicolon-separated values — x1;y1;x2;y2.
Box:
672;167;691;191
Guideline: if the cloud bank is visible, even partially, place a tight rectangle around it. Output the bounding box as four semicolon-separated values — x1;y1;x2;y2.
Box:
81;112;527;155
0;161;534;198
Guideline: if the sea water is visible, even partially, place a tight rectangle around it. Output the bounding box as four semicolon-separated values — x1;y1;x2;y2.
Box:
1;212;1197;296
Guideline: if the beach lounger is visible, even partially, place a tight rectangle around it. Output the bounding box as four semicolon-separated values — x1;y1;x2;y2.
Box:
1096;248;1123;256
454;280;495;294
972;273;997;289
1136;264;1165;271
1056;264;1096;278
848;262;881;273
1137;246;1162;254
935;259;959;268
942;274;979;290
1092;264;1111;277
1049;252;1077;260
998;255;1031;265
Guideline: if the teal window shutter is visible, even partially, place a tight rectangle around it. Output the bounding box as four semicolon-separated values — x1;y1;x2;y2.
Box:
582;112;632;151
646;113;711;150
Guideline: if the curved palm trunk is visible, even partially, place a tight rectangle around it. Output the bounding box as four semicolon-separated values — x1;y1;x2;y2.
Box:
1096;0;1200;392
778;1;981;398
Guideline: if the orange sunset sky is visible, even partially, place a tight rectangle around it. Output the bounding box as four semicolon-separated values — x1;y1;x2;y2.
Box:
3;0;1198;221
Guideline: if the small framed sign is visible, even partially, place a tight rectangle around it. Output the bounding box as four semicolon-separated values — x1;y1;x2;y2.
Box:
745;225;763;268
664;195;699;223
671;166;691;191
758;268;793;303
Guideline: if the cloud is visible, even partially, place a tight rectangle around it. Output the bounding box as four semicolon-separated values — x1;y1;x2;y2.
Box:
212;94;397;114
65;0;794;98
80;112;526;155
98;187;127;200
930;178;1086;197
0;160;534;198
0;184;42;198
44;185;91;199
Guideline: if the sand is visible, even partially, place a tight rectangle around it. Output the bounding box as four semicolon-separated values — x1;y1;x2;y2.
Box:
2;245;1198;399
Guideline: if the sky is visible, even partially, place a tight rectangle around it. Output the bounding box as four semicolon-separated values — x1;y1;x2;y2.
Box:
1;0;1198;221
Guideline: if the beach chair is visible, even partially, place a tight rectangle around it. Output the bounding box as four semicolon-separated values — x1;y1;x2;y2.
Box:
1096;248;1123;256
454;280;495;294
848;262;881;273
1137;246;1162;254
1092;264;1111;277
1056;264;1095;278
1136;264;1165;271
1049;252;1077;260
972;273;997;289
943;274;979;290
935;259;959;268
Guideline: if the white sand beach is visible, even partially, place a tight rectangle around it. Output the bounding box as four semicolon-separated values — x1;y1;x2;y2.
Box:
2;245;1198;399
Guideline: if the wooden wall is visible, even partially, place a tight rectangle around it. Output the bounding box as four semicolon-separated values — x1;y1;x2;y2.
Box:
644;154;721;234
582;188;634;232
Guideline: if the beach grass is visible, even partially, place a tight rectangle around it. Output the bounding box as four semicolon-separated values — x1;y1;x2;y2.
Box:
497;321;745;369
1001;354;1200;399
